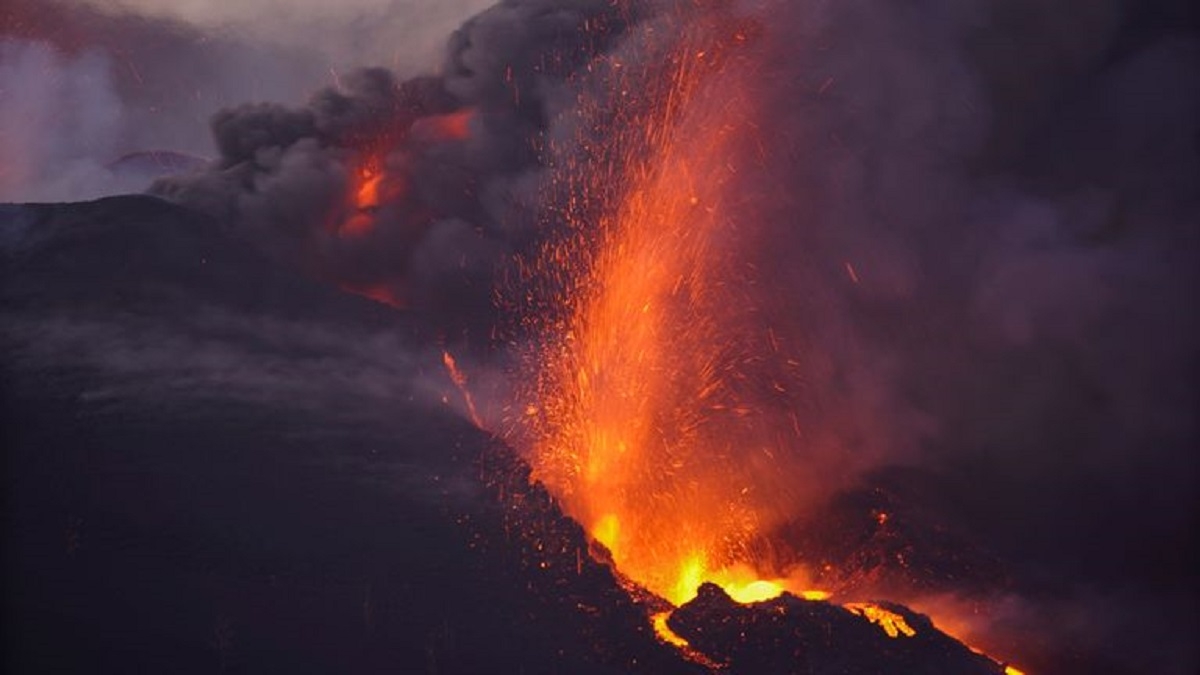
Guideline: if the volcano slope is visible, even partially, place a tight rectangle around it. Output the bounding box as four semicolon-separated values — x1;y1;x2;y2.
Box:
0;194;689;674
0;195;1027;674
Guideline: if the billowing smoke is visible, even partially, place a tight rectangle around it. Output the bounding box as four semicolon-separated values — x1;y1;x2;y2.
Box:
151;0;640;339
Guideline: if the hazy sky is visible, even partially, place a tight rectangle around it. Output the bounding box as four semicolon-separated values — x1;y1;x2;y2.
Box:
63;0;496;71
1;0;497;200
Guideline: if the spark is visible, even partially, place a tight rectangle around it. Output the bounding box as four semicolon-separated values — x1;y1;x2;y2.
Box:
844;261;860;284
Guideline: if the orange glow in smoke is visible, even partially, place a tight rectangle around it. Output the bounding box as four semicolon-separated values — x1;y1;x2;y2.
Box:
336;156;399;238
335;109;473;239
355;165;384;209
413;108;476;142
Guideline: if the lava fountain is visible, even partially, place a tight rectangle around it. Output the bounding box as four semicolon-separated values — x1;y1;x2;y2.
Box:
513;4;820;608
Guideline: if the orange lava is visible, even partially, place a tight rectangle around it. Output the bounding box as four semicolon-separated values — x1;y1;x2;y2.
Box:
651;612;690;648
513;8;820;607
845;603;917;638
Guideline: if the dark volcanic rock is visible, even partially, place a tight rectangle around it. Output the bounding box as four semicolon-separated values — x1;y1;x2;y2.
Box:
667;583;1006;675
0;196;695;675
0;196;1024;674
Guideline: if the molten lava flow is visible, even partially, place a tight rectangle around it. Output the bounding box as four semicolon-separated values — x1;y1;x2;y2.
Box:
845;603;917;639
650;610;723;669
651;612;689;648
442;350;483;428
355;165;384;209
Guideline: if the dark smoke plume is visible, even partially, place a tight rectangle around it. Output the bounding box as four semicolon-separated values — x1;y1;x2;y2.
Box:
151;0;641;340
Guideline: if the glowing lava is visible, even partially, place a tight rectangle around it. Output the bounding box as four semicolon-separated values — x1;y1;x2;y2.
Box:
651;612;689;648
515;8;818;608
845;603;917;639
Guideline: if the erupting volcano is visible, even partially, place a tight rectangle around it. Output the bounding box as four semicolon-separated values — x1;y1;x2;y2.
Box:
4;0;1197;673
503;2;1026;670
515;9;816;606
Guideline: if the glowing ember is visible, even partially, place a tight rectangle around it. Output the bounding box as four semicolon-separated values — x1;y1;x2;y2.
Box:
845;603;918;639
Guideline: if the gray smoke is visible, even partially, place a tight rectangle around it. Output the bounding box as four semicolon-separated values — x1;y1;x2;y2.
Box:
701;1;1198;672
151;0;641;338
0;0;491;201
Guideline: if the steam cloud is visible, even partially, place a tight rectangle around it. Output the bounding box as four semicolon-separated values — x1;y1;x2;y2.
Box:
4;0;1197;673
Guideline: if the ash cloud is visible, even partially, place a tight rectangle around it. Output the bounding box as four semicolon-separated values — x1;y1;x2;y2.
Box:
712;1;1198;672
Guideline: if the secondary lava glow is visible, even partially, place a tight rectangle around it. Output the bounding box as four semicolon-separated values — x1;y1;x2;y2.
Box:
651;612;690;648
443;349;484;428
337;155;394;238
330;105;475;307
